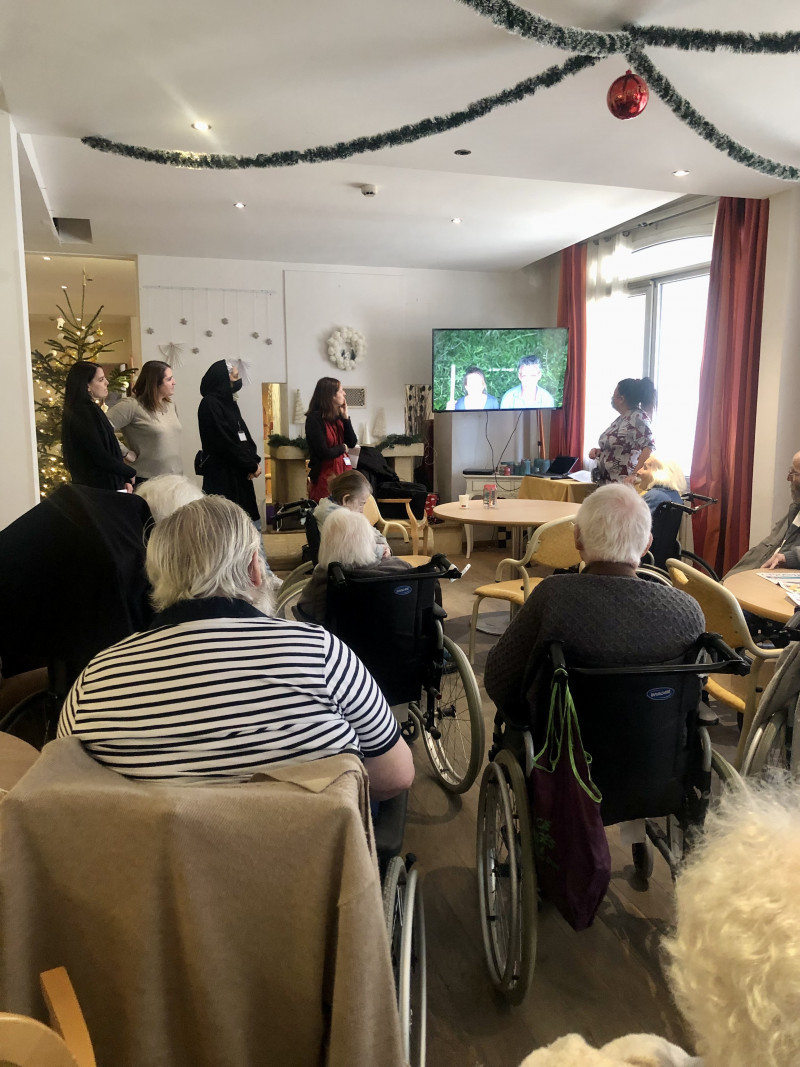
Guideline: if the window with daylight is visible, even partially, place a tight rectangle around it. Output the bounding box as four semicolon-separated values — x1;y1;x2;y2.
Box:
584;226;714;478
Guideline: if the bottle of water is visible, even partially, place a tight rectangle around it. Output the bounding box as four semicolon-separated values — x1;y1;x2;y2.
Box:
483;483;497;508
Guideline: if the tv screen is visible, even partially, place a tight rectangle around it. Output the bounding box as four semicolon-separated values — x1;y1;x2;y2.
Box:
432;327;568;413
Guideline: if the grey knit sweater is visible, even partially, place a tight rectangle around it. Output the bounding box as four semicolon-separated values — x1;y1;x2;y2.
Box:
484;571;705;720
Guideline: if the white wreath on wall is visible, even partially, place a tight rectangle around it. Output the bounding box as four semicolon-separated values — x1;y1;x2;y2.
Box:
327;326;366;372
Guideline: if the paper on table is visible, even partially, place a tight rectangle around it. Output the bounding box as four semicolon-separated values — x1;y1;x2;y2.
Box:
777;580;800;607
756;571;800;584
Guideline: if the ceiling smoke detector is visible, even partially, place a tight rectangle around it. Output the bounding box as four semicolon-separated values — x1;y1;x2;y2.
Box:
360;184;378;197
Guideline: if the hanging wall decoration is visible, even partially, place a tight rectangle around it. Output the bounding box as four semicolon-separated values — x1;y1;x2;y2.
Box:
607;69;649;119
81;3;800;182
327;326;366;371
158;341;185;366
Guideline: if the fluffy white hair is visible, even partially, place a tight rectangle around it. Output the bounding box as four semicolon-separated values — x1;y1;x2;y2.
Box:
576;484;651;567
146;495;273;614
317;507;377;570
646;455;687;495
665;780;800;1067
135;474;203;523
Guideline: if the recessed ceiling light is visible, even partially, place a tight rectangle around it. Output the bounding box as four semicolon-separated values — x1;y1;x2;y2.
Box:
451;217;463;225
191;121;211;132
454;149;472;156
42;255;51;261
233;202;246;209
673;169;690;177
61;285;67;289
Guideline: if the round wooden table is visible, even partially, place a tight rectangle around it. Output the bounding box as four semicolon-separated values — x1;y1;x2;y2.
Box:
722;568;800;624
434;498;580;559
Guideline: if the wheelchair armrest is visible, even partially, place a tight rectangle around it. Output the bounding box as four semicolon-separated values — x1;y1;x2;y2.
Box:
701;632;751;675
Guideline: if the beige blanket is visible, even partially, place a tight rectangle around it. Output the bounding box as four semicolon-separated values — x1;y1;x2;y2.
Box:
0;738;404;1067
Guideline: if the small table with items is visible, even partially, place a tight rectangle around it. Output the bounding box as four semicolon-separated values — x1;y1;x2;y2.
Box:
434;498;581;559
517;476;595;504
722;568;800;625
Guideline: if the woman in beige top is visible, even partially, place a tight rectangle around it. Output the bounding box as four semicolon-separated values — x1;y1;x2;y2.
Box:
108;361;183;481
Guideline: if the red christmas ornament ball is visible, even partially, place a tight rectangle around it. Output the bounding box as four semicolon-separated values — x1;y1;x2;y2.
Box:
607;69;649;120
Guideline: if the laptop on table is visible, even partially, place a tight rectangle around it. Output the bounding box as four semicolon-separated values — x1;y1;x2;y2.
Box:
532;455;578;479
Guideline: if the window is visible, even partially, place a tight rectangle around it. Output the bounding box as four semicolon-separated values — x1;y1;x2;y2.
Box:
584;233;713;476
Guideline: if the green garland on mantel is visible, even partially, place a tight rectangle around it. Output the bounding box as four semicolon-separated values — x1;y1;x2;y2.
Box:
81;3;800;182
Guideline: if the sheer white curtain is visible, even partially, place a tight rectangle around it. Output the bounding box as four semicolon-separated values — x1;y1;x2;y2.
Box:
583;235;644;466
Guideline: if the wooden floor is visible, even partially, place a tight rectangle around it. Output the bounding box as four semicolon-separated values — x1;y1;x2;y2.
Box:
391;542;739;1067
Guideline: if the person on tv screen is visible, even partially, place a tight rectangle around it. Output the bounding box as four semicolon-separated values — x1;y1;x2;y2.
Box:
500;356;555;409
449;366;500;411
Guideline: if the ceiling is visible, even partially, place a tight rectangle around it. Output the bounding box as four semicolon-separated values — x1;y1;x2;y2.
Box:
4;0;799;289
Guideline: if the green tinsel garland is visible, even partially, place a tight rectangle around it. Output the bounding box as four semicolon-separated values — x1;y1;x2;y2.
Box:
627;49;800;183
82;54;598;170
375;433;423;452
455;0;800;56
81;4;800;182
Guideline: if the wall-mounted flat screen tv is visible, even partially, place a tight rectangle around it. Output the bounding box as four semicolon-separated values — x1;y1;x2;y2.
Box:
432;327;568;413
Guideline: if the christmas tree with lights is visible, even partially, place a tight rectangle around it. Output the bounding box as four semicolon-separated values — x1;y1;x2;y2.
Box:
31;274;132;496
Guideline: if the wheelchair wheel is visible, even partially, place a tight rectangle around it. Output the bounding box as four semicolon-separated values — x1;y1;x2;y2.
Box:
476;749;537;1003
383;857;427;1067
419;635;484;793
745;709;792;777
274;575;312;619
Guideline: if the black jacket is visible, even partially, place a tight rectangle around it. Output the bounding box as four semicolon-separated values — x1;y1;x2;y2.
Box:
62;398;136;491
197;361;260;520
305;410;357;485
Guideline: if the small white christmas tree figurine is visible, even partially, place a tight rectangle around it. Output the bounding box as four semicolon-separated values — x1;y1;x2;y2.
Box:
293;389;306;424
372;408;387;441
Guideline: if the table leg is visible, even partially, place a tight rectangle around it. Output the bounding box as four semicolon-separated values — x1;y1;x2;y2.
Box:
465;524;473;559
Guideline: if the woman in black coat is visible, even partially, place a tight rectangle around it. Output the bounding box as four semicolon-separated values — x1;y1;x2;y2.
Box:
197;360;261;521
61;361;136;491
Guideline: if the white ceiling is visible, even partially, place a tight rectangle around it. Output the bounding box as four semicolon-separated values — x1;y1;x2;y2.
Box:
4;0;799;283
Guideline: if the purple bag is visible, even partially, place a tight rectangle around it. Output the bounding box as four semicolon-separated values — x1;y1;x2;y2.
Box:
527;677;611;931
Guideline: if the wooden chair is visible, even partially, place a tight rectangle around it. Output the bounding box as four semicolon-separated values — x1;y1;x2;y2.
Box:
364;494;430;557
468;516;580;663
666;558;781;768
0;968;96;1067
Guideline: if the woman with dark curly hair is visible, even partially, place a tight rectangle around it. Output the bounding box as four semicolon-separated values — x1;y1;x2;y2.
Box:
589;377;656;484
61;361;136;491
305;376;357;502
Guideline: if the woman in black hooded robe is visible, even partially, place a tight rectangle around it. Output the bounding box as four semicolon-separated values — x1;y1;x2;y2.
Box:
197;360;261;521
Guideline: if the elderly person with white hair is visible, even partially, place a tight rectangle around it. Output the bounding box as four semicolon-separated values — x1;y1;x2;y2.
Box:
484;484;704;728
519;780;800;1067
134;473;203;523
297;507;411;624
58;495;414;799
637;454;687;517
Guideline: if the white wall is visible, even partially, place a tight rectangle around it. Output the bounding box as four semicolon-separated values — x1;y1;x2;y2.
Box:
752;187;800;541
0;114;38;526
137;254;558;505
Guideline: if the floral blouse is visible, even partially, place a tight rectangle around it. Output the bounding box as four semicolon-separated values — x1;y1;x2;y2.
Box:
594;409;655;483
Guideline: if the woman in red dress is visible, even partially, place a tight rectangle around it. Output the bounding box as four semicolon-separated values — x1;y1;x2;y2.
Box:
305;377;358;502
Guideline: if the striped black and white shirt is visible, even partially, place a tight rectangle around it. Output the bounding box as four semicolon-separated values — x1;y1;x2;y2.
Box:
57;598;400;783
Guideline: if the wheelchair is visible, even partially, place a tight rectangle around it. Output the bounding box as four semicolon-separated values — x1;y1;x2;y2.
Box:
273;509;321;615
374;792;427;1067
325;554;485;793
742;623;800;777
476;632;748;1003
642;492;719;579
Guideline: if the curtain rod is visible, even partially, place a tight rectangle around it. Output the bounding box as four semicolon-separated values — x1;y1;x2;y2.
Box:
591;196;717;244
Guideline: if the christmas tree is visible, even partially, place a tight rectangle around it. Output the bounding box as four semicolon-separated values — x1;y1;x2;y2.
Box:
31;274;132;496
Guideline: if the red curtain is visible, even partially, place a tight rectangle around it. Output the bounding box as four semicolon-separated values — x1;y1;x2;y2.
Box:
549;243;587;459
691;197;770;576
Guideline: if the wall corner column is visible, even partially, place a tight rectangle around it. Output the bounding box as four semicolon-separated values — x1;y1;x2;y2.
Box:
0;113;38;526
